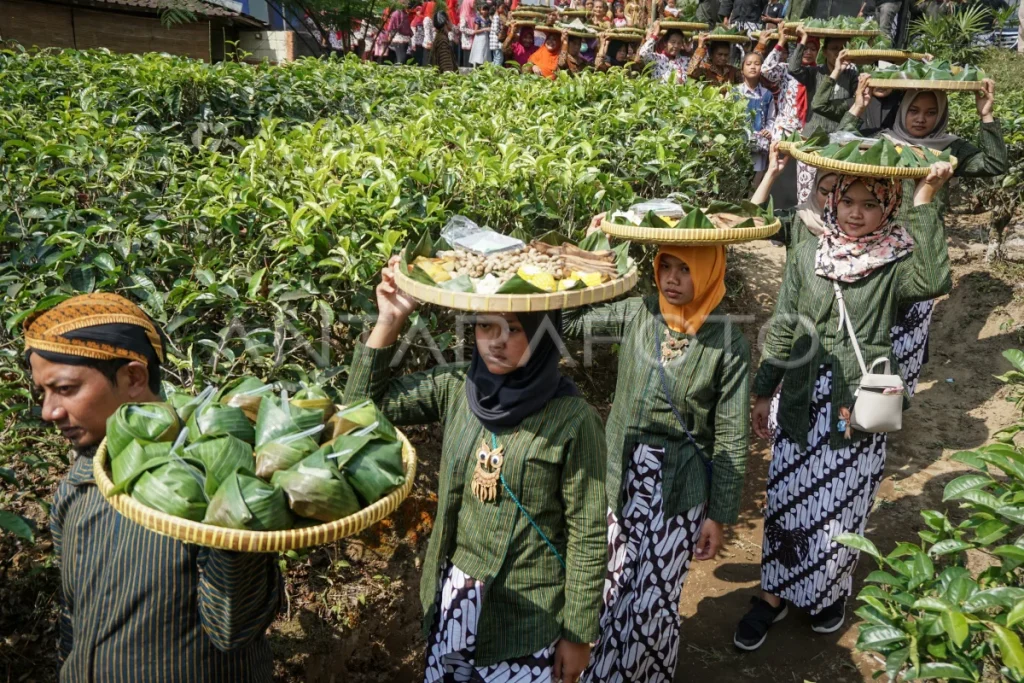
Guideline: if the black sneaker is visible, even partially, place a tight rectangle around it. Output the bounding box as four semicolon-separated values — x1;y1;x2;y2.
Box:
810;598;845;634
733;597;788;651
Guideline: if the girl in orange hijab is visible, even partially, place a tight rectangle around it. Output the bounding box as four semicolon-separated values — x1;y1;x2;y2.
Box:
565;230;751;683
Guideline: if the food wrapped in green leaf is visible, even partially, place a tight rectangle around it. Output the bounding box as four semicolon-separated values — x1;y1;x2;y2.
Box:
216;377;272;422
187;401;255;444
331;435;406;505
133;460;208;522
184;434;255;496
255;390;325;447
290;385;335;421
203;469;294;531
255;424;324;479
271;447;362;522
324;399;398;443
111;440;172;488
106;403;181;458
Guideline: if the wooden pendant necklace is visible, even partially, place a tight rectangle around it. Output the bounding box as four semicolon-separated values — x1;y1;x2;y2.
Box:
472;433;504;503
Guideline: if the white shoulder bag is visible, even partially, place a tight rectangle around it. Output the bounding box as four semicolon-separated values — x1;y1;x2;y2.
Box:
833;282;905;433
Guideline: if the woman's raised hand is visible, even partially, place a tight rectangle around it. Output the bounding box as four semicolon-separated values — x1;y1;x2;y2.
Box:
913;161;954;207
376;255;418;326
976;78;995;123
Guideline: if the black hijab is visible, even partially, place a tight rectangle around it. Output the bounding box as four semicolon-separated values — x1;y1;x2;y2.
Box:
465;310;579;432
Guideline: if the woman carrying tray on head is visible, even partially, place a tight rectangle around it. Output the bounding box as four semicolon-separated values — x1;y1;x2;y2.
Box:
789;26;859;204
732;158;955;651
562;230;751;682
346;258;607;683
688;32;742;84
638;20;692;83
838;75;1006;396
503;21;537;67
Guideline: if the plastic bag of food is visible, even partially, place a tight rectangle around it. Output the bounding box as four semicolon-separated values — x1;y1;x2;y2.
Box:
441;216;524;256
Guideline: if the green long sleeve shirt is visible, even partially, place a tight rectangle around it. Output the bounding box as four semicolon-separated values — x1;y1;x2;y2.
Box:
563;297;751;524
51;450;281;682
753;202;952;448
789;45;859;136
342;342;607;666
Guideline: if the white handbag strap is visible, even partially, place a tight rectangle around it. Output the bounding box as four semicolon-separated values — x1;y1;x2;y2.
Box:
832;281;870;377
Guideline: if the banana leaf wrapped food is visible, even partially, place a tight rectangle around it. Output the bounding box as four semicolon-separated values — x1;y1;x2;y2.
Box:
255;425;323;479
203;469;294;531
106;403;181;457
290;385;335;421
271;447;362;522
216;377;273;422
117;449;209;522
111;440;173;487
184;434;255;496
331;434;406;505
255;390;325;447
325;399;397;443
187;400;255;444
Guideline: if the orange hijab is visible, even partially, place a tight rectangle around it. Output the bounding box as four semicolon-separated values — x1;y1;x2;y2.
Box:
529;39;561;79
654;245;726;335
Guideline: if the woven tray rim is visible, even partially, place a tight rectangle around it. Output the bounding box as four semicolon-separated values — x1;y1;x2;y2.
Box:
394;261;639;312
802;27;882;37
600;218;781;245
698;33;751;42
601;32;645;42
93;428;418;552
845;49;929;62
660;21;710;30
535;25;601;37
865;77;986;91
788;145;959;178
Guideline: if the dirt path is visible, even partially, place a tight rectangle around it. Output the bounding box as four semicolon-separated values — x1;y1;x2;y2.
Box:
675;220;1022;682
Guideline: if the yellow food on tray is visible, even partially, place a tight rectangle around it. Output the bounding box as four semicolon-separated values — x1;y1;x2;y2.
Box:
517;265;557;293
413;256;452;283
570;271;605;288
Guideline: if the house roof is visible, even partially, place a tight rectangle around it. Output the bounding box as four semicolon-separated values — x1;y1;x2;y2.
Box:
99;0;245;17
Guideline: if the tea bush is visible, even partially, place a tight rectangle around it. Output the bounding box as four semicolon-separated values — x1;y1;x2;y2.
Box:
0;48;751;407
838;350;1024;682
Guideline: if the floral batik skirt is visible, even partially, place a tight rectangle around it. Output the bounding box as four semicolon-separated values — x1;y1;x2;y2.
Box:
424;564;556;683
582;443;707;683
762;366;887;614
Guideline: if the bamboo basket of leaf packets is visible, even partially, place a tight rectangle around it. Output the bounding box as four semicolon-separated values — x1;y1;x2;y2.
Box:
784;134;959;179
697;28;750;43
395;231;637;312
866;59;987;92
797;17;881;37
660;20;709;31
94;388;416;552
844;49;928;65
601;200;780;245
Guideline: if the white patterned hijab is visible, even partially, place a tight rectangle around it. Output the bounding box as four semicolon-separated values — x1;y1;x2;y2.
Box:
814;175;915;283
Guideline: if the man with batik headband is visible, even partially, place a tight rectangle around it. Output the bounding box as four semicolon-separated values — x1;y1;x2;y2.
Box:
24;293;281;682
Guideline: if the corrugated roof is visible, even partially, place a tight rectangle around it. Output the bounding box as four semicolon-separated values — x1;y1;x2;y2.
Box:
97;0;242;17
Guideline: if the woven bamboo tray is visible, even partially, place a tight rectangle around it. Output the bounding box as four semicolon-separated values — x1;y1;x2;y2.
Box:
603;32;645;42
701;33;753;43
535;25;600;37
660;20;709;30
787;145;959;178
801;27;881;38
600;218;781;244
865;77;986;92
394;262;638;312
93;430;418;552
845;49;929;64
